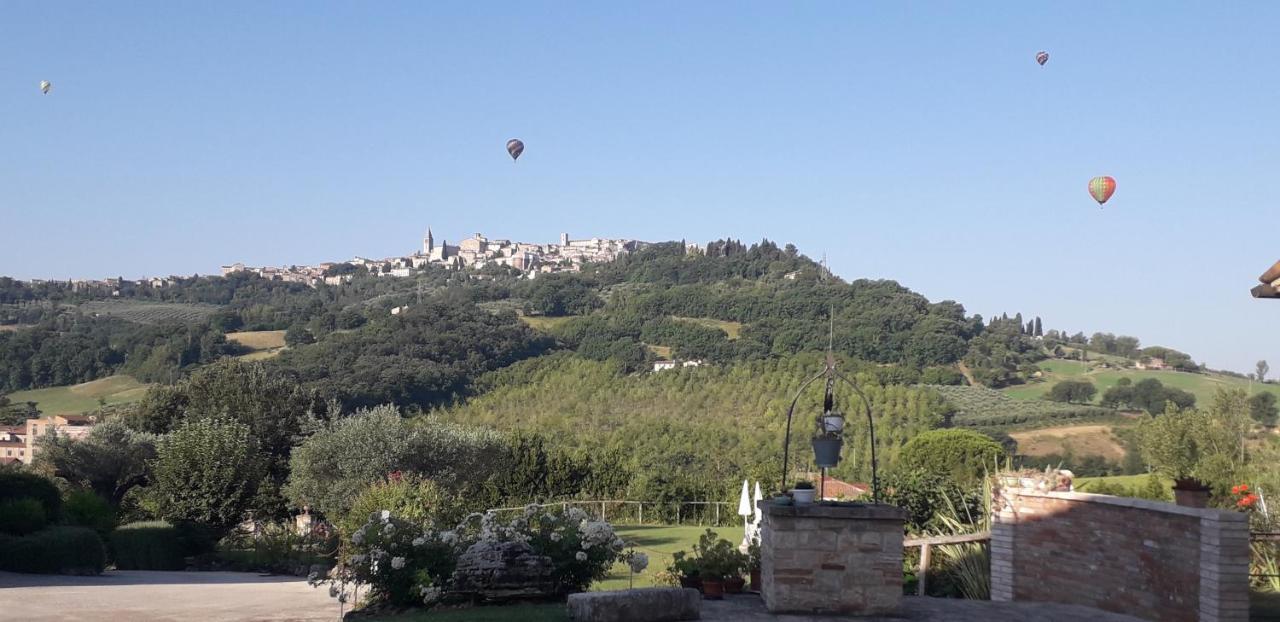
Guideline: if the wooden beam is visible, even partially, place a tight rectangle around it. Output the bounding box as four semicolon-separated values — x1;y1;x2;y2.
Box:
917;543;931;596
903;531;992;547
1252;284;1280;299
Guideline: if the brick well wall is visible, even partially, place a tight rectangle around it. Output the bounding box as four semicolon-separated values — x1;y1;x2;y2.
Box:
991;488;1249;622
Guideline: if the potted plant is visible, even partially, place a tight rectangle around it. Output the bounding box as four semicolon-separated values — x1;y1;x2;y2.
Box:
1138;407;1223;508
791;480;817;505
746;536;762;592
668;551;701;592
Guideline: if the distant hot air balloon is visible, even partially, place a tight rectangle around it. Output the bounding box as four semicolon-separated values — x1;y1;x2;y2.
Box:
506;139;524;162
39;80;52;94
1036;51;1049;66
1088;176;1116;207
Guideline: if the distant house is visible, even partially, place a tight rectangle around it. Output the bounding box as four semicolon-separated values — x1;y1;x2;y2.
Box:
652;360;678;372
1136;357;1167;370
807;475;869;501
22;415;96;464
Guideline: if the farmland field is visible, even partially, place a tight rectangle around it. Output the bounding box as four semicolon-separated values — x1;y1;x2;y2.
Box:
672;316;743;340
1003;359;1280;405
1009;424;1127;462
228;330;288;361
930;385;1115;431
518;314;576;332
79;300;220;324
9;375;150;415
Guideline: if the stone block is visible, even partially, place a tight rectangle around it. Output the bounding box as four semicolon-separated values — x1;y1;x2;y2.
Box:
566;588;700;622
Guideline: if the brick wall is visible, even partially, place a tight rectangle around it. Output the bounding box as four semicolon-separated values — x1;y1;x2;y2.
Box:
991;488;1249;622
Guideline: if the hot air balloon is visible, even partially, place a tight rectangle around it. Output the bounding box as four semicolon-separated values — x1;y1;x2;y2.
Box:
506;139;524;162
1036;51;1049;66
1088;176;1116;207
39;80;52;94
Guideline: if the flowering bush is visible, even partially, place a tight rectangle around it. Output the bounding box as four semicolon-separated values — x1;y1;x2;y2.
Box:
315;505;623;607
1232;484;1260;509
455;505;624;594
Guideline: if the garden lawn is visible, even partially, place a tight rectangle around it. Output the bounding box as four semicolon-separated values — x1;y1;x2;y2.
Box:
595;525;738;591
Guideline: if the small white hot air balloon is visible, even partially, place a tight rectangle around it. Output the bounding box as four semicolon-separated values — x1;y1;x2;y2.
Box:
39;80;52;94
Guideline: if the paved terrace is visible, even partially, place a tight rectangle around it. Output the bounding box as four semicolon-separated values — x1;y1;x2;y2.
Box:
704;594;1146;622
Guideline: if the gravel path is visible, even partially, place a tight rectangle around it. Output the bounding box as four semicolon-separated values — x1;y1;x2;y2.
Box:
0;570;341;622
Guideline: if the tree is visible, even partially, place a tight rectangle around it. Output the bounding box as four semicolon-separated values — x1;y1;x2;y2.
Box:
1256;360;1270;383
896;429;1006;485
1046;380;1097;404
36;420;157;507
148;417;267;536
284;406;503;517
1249;392;1279;426
1033;317;1043;337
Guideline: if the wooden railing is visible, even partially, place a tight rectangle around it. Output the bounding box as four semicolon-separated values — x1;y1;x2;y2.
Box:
903;531;991;596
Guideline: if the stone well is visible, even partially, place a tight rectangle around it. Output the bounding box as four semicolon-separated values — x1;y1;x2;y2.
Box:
758;501;906;615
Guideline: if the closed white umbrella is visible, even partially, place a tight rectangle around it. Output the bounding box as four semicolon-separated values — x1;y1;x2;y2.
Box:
737;479;753;516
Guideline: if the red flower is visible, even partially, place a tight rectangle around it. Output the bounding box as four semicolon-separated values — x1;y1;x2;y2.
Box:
1232;484;1249;495
1237;494;1259;508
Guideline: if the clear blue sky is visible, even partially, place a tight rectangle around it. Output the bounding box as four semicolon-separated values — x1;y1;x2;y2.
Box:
3;2;1278;373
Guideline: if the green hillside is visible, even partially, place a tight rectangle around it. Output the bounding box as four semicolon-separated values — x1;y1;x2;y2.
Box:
9;375;150;416
1003;359;1280;405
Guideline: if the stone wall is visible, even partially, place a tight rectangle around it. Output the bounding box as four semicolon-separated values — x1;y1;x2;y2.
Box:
991;488;1249;622
758;502;906;615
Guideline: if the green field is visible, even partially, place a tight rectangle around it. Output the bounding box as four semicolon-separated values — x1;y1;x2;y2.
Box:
79;300;221;324
518;315;576;333
1074;473;1170;491
9;375;150;415
1003;360;1280;405
672;316;742;340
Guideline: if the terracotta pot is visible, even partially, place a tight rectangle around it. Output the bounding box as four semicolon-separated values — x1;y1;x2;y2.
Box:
749;568;762;592
701;579;725;600
678;576;702;592
1173;486;1210;508
725;576;745;594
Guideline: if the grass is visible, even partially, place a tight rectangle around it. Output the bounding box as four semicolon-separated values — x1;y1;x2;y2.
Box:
646;344;672;358
518;315;576;333
227;330;288;361
352;524;738;621
1008;424;1128;462
671;316;742;340
1003;359;1280;405
226;330;286;350
9;375;150;415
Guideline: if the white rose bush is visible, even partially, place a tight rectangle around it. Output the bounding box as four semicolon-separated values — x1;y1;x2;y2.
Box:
316;504;624;607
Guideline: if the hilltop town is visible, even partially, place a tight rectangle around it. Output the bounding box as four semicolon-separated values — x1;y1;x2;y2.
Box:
220;229;651;286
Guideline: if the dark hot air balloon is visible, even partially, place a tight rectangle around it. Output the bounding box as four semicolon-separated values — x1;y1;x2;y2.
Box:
1036;51;1049;66
1088;176;1116;207
506;139;524;162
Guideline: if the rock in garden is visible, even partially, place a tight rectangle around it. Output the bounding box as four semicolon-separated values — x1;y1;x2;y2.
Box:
449;540;557;600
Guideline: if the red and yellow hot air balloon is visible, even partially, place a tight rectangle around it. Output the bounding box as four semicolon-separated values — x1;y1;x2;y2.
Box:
1088;176;1116;207
1035;51;1049;66
506;139;524;162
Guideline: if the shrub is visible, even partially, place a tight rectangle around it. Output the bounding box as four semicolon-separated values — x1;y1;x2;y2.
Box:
897;429;1006;485
110;521;185;570
0;526;106;575
339;474;463;540
0;498;48;535
0;470;61;521
149;416;267;538
63;489;117;537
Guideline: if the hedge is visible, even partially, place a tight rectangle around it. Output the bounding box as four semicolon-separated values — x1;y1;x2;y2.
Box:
0;498;48;535
0;526;106;575
0;471;61;521
110;521;185;570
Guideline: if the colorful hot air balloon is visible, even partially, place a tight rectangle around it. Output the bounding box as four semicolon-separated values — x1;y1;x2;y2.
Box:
1036;51;1049;66
1088;176;1116;207
39;80;52;94
506;139;524;162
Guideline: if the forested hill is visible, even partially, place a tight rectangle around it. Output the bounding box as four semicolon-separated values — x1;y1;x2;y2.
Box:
0;238;1196;409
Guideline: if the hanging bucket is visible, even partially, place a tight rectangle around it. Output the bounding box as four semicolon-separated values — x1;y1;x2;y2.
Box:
811;436;843;468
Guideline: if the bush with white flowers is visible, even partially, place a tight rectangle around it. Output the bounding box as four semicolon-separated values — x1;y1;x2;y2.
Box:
317;505;624;607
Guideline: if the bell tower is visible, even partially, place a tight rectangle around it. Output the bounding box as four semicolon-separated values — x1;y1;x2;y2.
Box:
423;227;434;255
